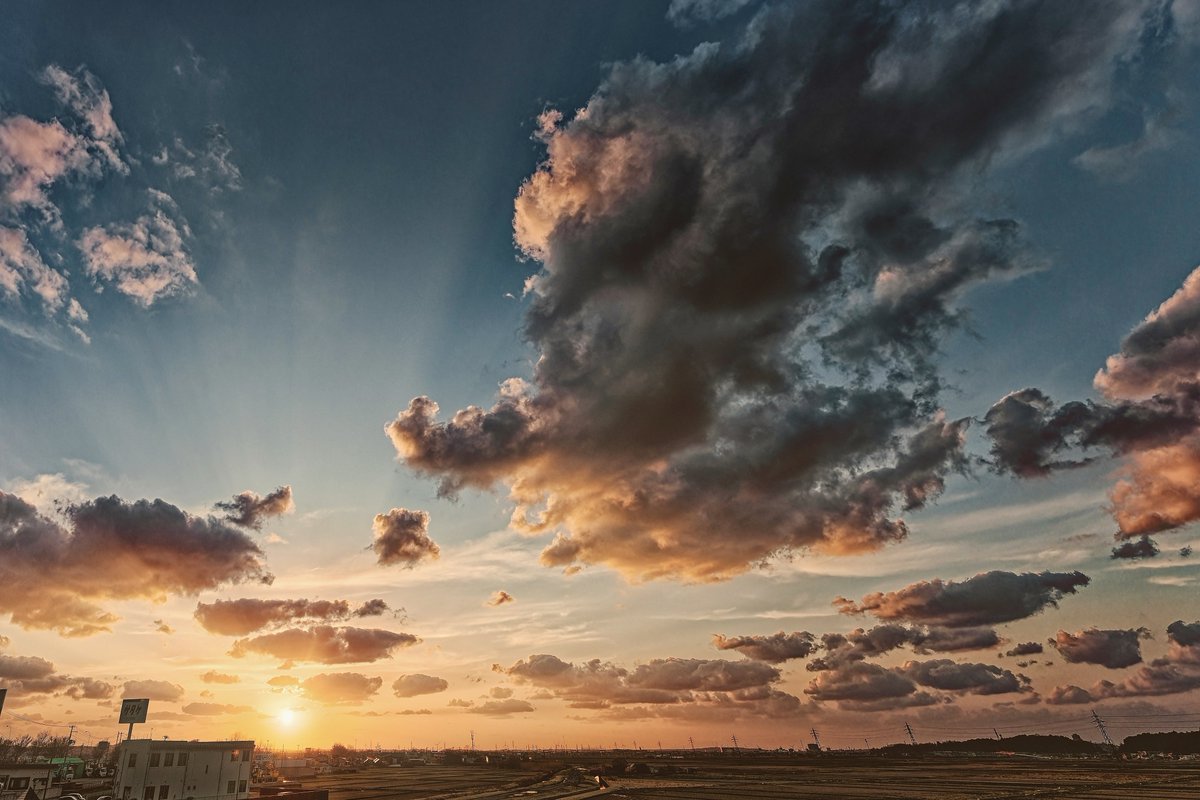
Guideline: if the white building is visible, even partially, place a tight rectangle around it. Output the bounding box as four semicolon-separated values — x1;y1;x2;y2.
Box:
0;762;53;800
116;740;254;800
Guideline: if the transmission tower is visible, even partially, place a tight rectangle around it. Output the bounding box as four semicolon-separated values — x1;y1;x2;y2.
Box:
731;733;740;754
993;728;1002;741
810;728;821;751
470;730;475;752
688;736;695;751
904;722;918;746
1091;710;1113;747
863;738;870;750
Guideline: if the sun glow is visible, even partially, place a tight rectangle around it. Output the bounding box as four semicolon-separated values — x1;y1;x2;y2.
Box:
278;709;296;727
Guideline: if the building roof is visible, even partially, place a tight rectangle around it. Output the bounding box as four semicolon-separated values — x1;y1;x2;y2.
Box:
124;740;254;752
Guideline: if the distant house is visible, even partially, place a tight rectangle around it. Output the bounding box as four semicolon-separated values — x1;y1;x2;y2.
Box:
115;740;254;800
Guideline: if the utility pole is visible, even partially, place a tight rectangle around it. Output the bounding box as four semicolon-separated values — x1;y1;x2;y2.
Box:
470;730;475;752
904;723;917;747
993;728;1002;741
1091;710;1113;748
810;728;821;751
863;738;870;750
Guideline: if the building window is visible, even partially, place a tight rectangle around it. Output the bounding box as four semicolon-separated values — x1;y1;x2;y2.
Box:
238;781;247;793
178;753;189;767
10;779;30;790
150;753;161;768
164;753;175;768
144;788;155;800
128;754;138;768
159;786;169;799
241;750;250;763
122;787;131;799
226;781;236;795
230;751;237;762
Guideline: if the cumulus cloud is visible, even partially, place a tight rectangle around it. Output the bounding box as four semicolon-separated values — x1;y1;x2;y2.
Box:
182;702;254;716
371;508;439;567
0;491;271;637
0;648;115;701
987;266;1200;545
122;679;185;702
299;672;382;705
468;699;534;716
835;571;1090;628
0;226;70;314
1050;627;1150;669
487;590;514;607
200;671;239;684
154;619;175;635
228;625;418;664
38;65;125;172
0;112;99;220
712;632;818;663
194;597;391;636
387;0;1171;581
898;659;1024;695
1005;642;1044;657
76;190;196;306
267;675;299;688
1112;536;1160;560
1048;621;1200;703
215;486;294;529
392;674;449;697
164;124;242;194
497;653;800;718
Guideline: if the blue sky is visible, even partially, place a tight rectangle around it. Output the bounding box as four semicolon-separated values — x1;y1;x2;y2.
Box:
3;0;1200;750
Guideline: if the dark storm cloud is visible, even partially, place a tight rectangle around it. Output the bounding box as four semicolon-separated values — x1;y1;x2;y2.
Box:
712;631;818;663
1111;536;1160;560
1167;620;1200;647
982;388;1199;477
228;625;418;664
194;597;392;636
385;0;1173;581
1047;622;1200;703
987;267;1200;541
371;508;439;567
215;485;294;529
898;659;1024;695
0;491;271;637
1050;627;1150;669
835;570;1090;627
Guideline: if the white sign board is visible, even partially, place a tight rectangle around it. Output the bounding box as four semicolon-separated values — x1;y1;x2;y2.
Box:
119;698;149;724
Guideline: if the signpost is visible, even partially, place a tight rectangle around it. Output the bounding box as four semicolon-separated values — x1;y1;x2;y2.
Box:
119;698;149;743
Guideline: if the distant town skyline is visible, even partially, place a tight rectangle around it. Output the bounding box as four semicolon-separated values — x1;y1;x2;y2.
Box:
2;0;1200;750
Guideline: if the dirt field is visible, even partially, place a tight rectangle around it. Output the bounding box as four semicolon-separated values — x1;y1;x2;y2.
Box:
266;753;1200;799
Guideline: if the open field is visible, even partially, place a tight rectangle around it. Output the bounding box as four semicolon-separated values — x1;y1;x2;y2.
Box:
266;753;1200;800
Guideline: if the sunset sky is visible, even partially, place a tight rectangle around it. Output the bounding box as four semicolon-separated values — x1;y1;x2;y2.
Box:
4;0;1200;752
